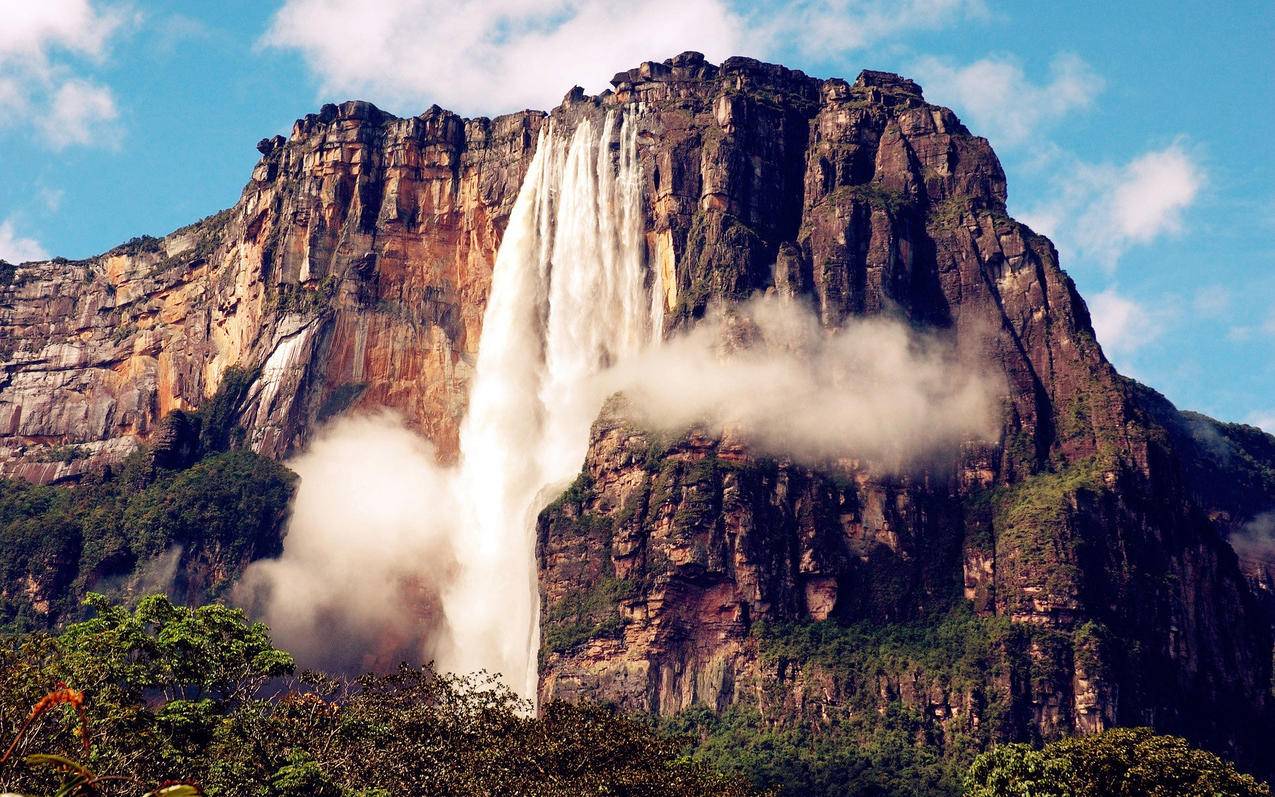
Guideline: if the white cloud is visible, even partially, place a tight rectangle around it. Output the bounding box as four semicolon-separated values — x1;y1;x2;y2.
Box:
263;0;742;114
913;53;1102;146
0;0;123;60
37;186;64;213
752;0;987;62
1022;142;1204;270
1089;287;1162;357
0;0;133;149
0;218;49;264
601;295;1001;466
1246;412;1275;435
262;0;986;114
39;77;119;149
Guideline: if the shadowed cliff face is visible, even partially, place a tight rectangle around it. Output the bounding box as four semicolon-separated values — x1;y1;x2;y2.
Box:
0;51;1272;773
528;55;1275;771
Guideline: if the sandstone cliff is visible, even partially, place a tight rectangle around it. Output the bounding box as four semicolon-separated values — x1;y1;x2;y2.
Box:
0;102;542;481
1;52;1271;775
529;55;1275;772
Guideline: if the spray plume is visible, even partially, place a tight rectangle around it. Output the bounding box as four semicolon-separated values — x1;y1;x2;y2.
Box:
600;295;1001;468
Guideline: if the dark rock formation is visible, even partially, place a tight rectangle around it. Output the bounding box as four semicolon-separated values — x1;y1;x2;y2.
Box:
532;55;1275;774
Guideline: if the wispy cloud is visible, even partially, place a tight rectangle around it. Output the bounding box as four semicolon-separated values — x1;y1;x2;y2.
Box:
0;0;134;150
1088;287;1164;360
39;77;120;149
913;52;1102;147
1021;141;1204;271
1193;284;1230;318
262;0;743;114
262;0;986;114
752;0;987;61
0;218;49;264
1247;411;1275;435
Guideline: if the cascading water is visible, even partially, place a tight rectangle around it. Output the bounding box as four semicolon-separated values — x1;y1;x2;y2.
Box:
441;109;663;700
242;107;663;702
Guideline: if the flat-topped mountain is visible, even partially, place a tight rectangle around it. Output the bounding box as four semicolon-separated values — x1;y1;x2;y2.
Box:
0;52;1271;778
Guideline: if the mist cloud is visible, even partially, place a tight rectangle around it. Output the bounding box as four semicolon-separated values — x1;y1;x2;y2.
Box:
236;414;459;674
1231;512;1275;563
599;295;1001;467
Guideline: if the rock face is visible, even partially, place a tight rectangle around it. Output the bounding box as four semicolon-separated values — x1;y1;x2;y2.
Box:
1;52;1272;774
530;54;1275;772
0;102;543;479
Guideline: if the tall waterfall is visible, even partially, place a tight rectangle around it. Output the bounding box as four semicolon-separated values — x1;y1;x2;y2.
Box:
441;110;662;699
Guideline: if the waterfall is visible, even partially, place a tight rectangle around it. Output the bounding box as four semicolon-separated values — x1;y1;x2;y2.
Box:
441;109;662;700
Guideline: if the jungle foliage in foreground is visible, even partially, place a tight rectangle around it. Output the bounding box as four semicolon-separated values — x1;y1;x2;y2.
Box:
0;594;757;796
965;729;1269;797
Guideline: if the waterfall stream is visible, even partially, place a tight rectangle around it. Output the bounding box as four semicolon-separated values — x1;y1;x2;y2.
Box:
443;109;662;700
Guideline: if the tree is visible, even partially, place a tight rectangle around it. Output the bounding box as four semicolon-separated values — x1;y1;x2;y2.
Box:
964;728;1268;797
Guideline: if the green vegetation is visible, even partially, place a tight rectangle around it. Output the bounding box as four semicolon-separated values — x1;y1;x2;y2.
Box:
33;446;89;465
671;703;957;797
540;577;634;656
0;594;759;796
0;448;294;630
847;182;910;214
988;456;1109;605
659;607;1026;797
113;235;163;256
672;610;1267;797
965;728;1269;797
928;196;970;229
994;457;1107;533
268;275;340;316
755;605;1017;697
675;211;768;319
0;368;294;631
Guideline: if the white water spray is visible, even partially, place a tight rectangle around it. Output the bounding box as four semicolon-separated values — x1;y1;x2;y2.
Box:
442;109;662;699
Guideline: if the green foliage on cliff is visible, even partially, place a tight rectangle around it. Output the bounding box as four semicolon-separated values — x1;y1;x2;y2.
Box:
717;606;1021;796
755;605;1018;701
683;607;1141;797
268;275;340;316
0;369;295;631
540;577;634;656
0;595;760;797
671;703;957;797
988;456;1110;607
315;382;367;424
964;728;1269;797
0;449;295;630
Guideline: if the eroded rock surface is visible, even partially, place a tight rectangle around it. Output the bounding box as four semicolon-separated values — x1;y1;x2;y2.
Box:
0;102;543;478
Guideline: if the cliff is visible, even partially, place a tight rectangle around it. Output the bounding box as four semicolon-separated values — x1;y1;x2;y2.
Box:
0;52;1272;777
0;102;542;480
529;55;1275;773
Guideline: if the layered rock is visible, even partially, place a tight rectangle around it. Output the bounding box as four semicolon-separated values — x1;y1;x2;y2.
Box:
0;102;543;479
532;54;1275;773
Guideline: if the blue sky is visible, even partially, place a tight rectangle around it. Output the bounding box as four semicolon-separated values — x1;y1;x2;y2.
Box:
1;0;1271;430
